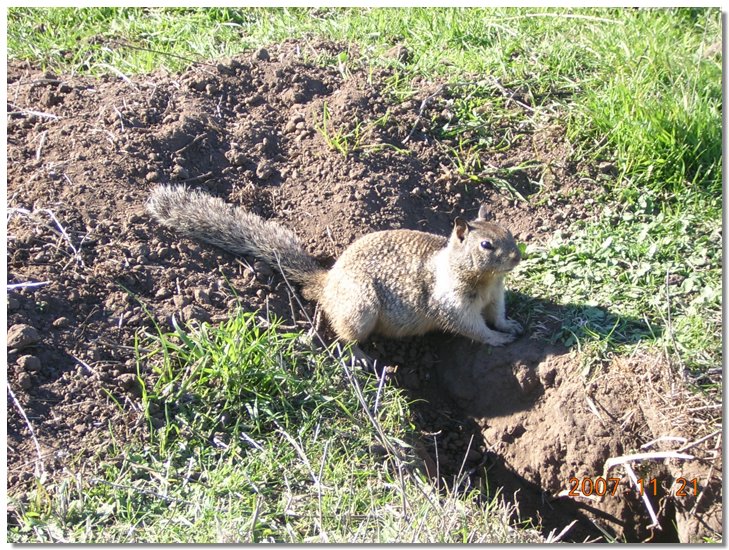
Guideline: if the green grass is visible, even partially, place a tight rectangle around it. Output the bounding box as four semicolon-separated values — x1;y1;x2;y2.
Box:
7;6;722;542
511;189;721;377
316;102;395;157
8;7;721;193
9;311;538;543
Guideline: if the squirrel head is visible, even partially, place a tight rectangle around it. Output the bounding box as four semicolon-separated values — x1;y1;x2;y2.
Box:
448;204;521;276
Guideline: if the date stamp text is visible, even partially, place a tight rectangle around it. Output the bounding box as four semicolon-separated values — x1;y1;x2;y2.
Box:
568;476;698;497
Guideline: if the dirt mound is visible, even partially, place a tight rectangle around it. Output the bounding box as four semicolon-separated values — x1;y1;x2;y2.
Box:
7;40;721;542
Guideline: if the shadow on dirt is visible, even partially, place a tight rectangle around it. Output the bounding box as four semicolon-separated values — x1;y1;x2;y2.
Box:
366;293;673;543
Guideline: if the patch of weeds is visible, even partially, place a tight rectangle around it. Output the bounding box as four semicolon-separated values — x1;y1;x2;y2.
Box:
428;80;551;201
437;80;535;151
381;70;419;103
449;140;540;201
511;191;721;376
316;103;402;156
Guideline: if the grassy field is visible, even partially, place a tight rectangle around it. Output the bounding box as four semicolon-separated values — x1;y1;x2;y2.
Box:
7;7;722;543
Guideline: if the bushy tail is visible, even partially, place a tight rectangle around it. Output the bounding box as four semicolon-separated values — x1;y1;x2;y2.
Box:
147;185;326;299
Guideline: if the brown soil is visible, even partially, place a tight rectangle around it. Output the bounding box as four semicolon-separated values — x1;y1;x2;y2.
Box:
6;40;721;542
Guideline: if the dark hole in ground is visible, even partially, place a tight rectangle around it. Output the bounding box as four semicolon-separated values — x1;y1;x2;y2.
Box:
366;295;677;542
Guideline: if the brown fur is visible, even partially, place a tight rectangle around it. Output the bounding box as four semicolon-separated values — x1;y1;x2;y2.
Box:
147;186;523;348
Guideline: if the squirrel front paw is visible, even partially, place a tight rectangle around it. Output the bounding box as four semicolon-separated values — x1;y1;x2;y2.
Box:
483;330;518;347
496;318;523;335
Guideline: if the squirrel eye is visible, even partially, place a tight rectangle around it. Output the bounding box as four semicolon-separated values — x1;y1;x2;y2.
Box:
480;240;493;250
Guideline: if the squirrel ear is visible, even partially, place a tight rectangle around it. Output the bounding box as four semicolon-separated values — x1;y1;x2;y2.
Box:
453;217;469;242
477;203;489;220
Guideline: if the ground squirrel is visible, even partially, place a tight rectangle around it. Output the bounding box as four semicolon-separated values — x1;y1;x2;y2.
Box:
147;185;523;354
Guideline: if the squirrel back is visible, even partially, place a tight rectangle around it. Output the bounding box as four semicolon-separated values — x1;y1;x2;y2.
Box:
147;185;327;299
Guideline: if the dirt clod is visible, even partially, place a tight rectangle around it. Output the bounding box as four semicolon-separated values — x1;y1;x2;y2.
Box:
254;47;270;61
7;324;41;350
17;355;42;372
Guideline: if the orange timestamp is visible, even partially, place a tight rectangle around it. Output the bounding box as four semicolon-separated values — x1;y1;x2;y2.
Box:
567;476;699;497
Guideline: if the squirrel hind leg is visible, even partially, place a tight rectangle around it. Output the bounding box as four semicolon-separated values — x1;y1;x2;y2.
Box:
321;278;380;344
325;302;379;345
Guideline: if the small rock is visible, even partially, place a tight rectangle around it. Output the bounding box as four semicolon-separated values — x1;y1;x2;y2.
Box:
193;288;210;304
117;373;138;390
216;62;234;75
284;119;298;133
282;89;306;105
386;44;412;63
538;365;558;388
253;259;273;279
133;243;150;257
173;295;190;308
226;150;247;166
246;94;264;106
41;90;62;107
189;78;208;92
8;324;41;350
8;296;20;311
256;160;273;180
181;304;211;323
515;364;540;394
145;170;160;182
104;295;118;310
598;161;617;174
18;372;33;390
253;47;270;61
155;287;172;299
18;355;41;372
172;165;189;180
52;317;71;328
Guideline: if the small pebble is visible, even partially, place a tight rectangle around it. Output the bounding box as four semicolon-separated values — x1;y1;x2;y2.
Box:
53;317;71;328
256;160;273;180
181;304;211;323
253;259;273;279
18;355;41;372
172;165;189;180
18;372;33;390
193;288;210;304
254;47;270;61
